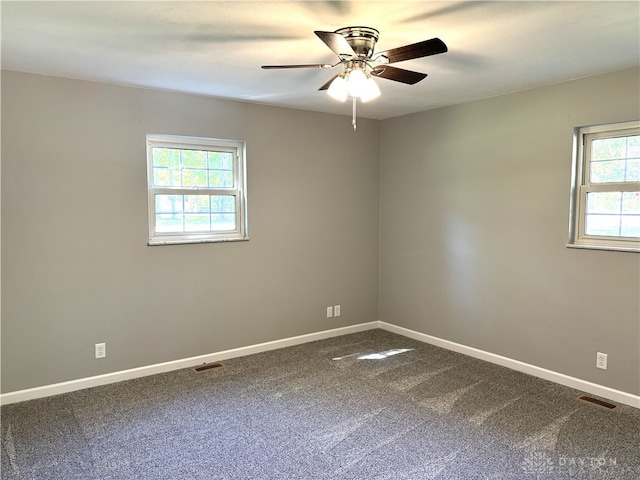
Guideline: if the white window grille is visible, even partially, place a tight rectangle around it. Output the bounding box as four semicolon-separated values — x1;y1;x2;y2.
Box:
568;120;639;252
147;134;248;245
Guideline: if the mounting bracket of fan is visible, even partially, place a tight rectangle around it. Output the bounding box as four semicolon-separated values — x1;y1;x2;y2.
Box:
334;26;379;58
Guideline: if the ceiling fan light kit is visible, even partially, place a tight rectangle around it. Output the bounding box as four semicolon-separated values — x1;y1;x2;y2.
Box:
327;74;348;102
328;63;381;103
262;26;447;130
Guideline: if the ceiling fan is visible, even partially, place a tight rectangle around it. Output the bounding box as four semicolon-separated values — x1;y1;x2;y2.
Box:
262;26;447;129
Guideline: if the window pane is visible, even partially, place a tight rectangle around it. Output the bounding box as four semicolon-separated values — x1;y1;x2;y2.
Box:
208;152;233;169
181;149;207;168
621;215;640;237
211;195;235;213
585;214;621;236
152;147;180;167
152;148;235;188
590;135;640;183
155;195;184;232
156;214;184;233
185;195;211;212
156;194;183;214
154;194;236;234
211;213;236;231
184;214;210;232
208;152;234;188
153;167;170;186
181;149;208;186
622;192;640;214
211;195;236;231
584;191;640;238
590;160;626;183
627;159;640;182
153;168;181;187
182;168;208;187
586;192;621;214
152;147;182;186
209;170;234;188
585;192;621;236
591;137;627;160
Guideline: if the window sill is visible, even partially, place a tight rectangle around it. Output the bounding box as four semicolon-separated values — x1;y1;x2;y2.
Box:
566;243;639;253
148;236;250;246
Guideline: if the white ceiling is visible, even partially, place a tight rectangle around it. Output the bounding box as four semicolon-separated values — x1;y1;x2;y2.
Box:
2;1;639;120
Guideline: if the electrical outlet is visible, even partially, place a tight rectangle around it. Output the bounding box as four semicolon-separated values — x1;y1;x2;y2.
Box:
596;352;607;370
334;305;341;317
95;342;106;359
326;306;333;318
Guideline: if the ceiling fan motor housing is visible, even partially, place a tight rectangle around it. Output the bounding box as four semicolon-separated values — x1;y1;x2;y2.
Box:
335;26;379;58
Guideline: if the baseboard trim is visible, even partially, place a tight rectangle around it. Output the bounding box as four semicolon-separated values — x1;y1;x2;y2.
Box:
379;321;640;409
0;322;379;405
3;320;638;409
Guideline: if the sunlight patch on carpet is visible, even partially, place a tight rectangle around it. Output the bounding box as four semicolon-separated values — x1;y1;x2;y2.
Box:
332;348;414;361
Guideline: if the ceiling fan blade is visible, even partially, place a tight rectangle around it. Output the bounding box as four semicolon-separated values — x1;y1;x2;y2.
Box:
318;73;341;91
376;38;447;64
262;64;334;69
314;30;356;56
371;65;427;85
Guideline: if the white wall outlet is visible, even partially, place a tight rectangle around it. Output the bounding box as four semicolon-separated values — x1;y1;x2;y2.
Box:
326;306;333;318
95;342;106;359
334;305;341;317
596;352;607;370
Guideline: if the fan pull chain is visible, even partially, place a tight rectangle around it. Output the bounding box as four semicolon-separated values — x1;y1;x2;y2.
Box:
352;96;357;131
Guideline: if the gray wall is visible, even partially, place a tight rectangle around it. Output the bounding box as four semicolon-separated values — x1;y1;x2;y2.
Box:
380;67;640;395
3;68;639;398
1;71;380;393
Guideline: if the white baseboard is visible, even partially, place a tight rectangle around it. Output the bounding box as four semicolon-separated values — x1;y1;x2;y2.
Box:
0;322;379;405
3;320;638;409
379;321;640;409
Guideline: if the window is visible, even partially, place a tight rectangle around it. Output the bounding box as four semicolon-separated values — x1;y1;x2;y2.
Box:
568;120;640;252
146;134;248;245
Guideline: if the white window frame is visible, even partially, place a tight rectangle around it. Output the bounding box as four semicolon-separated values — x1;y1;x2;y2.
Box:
146;134;248;245
568;120;640;252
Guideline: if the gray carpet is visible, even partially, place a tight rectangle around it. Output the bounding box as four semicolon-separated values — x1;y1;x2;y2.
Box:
2;329;639;479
